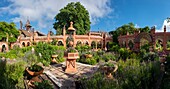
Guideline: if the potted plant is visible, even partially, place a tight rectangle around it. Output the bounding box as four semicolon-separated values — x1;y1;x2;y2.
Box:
64;47;79;59
26;63;44;76
102;62;118;79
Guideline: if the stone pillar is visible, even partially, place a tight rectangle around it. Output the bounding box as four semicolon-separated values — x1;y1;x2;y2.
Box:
47;31;50;42
88;32;91;46
151;26;156;49
95;41;97;49
63;25;66;48
163;25;167;50
126;38;129;48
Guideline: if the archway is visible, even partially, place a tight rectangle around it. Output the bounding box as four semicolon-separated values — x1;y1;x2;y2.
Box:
91;41;96;49
134;32;153;50
97;41;102;49
58;41;64;46
22;42;25;47
76;41;82;46
85;41;89;45
128;40;134;50
140;38;149;47
155;39;163;51
167;40;170;50
122;41;126;48
27;42;30;46
106;42;110;50
1;45;6;52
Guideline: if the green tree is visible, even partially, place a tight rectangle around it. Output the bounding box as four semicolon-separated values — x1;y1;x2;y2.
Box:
53;2;91;35
0;22;19;43
139;26;150;33
110;23;136;44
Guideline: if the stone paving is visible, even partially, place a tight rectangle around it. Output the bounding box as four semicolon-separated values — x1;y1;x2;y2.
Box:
44;62;99;89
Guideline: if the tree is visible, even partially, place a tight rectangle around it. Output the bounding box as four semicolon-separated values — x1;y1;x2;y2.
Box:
110;23;136;44
139;26;150;33
0;22;19;43
53;2;91;35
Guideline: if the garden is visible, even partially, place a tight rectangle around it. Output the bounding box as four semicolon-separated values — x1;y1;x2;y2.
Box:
0;41;170;89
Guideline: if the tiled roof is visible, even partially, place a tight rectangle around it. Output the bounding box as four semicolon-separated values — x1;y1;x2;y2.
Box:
20;30;32;37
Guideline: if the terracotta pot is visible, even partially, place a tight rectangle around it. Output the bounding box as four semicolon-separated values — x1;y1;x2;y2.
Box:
26;67;44;76
67;52;79;59
85;54;92;58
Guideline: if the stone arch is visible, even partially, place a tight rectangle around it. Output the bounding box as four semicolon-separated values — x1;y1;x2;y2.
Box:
76;40;82;46
97;41;102;49
0;43;9;52
58;41;64;46
167;40;170;50
106;42;110;50
84;41;89;45
91;41;96;49
134;32;153;49
134;32;152;43
27;42;30;46
155;38;163;50
128;40;134;50
22;42;25;47
122;41;126;47
1;45;6;52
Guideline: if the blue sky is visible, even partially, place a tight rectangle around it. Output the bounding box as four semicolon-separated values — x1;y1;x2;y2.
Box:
0;0;170;34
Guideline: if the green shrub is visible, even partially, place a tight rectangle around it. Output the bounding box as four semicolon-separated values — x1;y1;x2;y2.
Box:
34;80;54;89
78;72;118;89
0;60;26;89
118;48;131;60
35;42;65;66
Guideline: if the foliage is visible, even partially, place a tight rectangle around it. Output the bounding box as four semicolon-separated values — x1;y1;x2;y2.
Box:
0;46;32;59
51;39;58;45
34;80;54;89
118;48;131;60
109;23;150;45
104;62;115;67
140;43;150;52
0;22;19;43
0;60;26;89
35;42;65;66
75;45;91;53
29;63;43;72
107;42;120;52
102;52;116;62
167;41;170;50
77;72;118;89
161;54;170;88
67;47;77;53
53;2;91;35
117;59;160;89
139;26;150;33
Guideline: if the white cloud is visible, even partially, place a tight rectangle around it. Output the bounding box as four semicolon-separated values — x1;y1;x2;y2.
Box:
135;24;140;28
156;19;170;32
1;0;113;31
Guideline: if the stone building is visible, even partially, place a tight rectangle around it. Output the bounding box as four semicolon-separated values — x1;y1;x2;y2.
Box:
0;20;112;52
118;26;170;53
